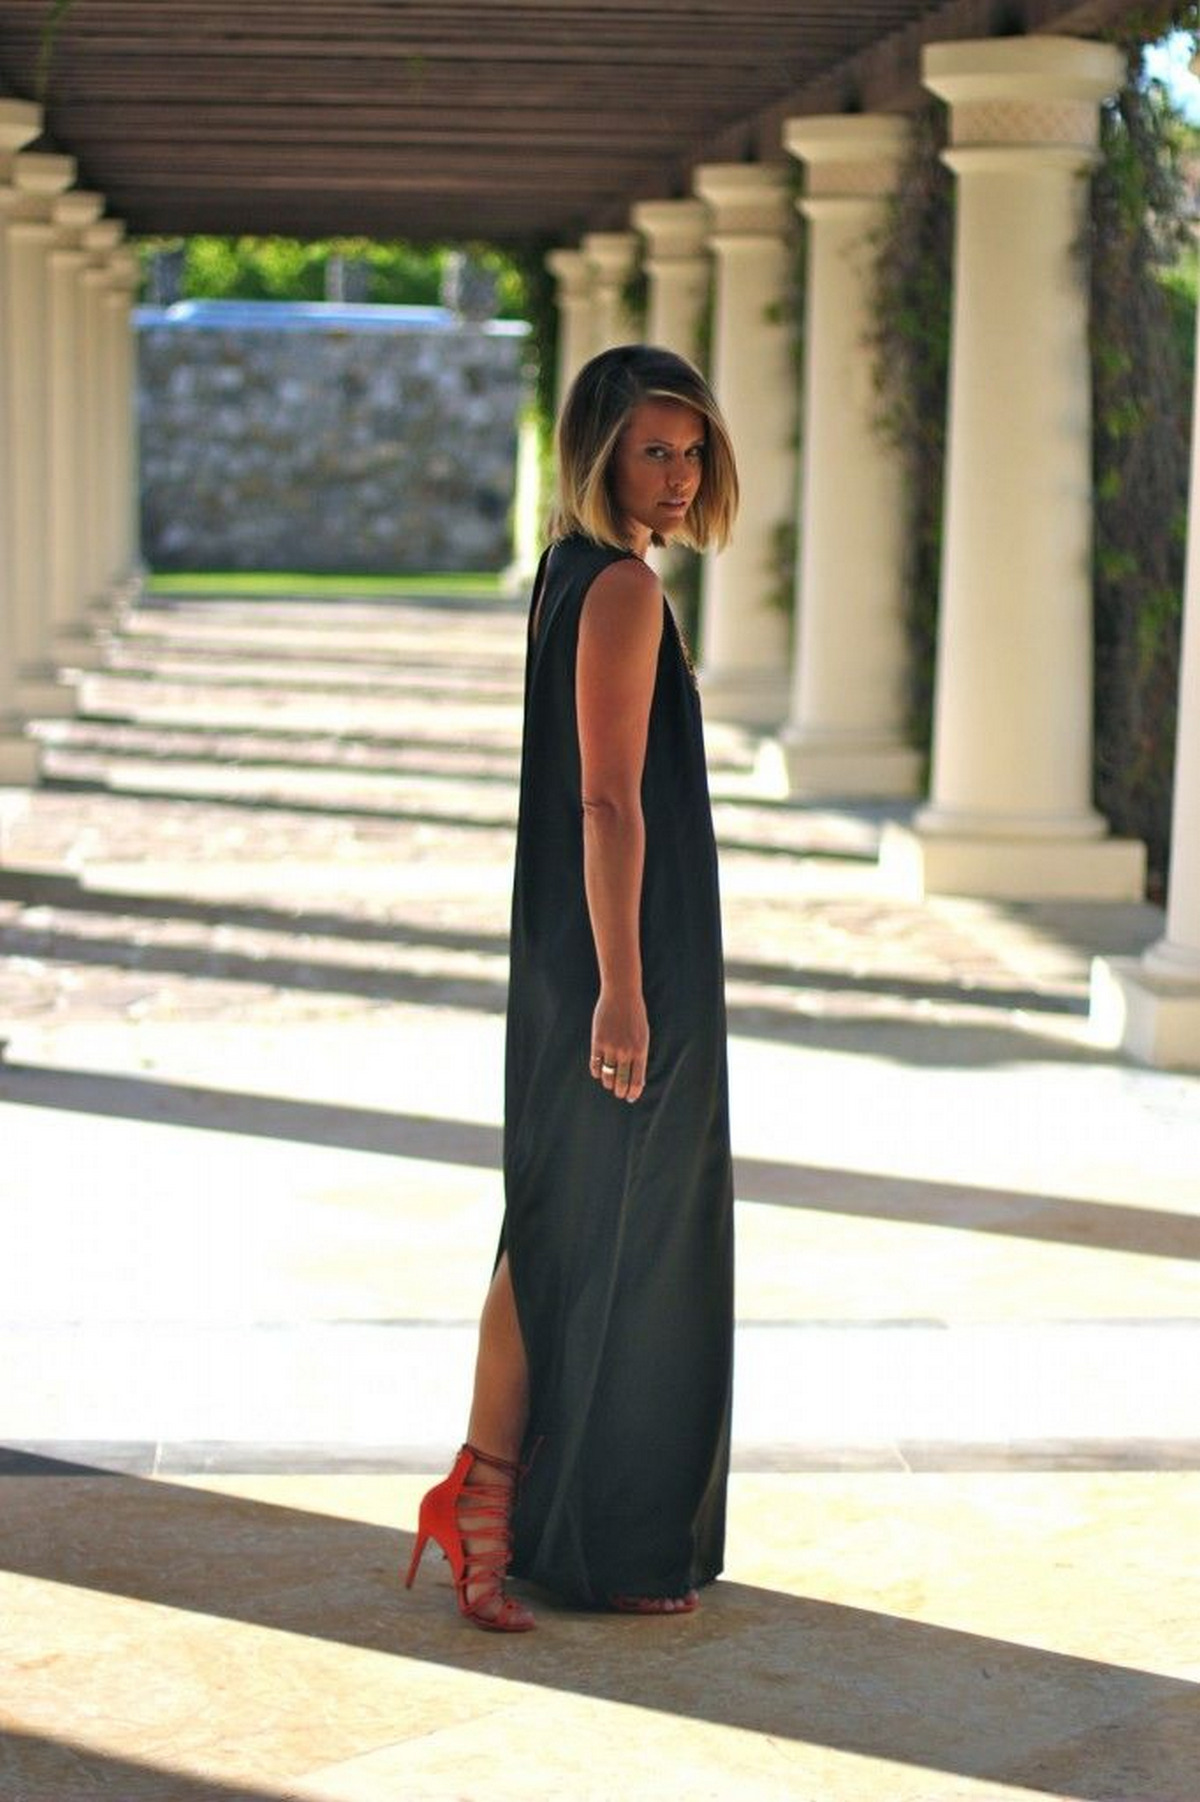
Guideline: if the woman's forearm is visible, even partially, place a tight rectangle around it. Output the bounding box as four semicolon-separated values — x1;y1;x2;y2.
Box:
581;796;645;994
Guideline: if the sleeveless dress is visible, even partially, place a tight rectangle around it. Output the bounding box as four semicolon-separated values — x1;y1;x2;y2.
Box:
502;531;734;1606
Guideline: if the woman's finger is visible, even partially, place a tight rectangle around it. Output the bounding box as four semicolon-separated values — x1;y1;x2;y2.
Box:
590;1041;648;1100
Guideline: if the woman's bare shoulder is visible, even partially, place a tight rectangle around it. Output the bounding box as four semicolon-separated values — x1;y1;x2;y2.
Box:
582;555;663;629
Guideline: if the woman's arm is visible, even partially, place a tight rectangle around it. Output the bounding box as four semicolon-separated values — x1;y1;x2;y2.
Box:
576;556;663;1104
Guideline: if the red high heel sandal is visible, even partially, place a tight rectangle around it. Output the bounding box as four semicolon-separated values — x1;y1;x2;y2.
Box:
404;1442;535;1633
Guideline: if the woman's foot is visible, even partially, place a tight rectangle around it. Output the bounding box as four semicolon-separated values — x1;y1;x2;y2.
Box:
457;1453;536;1631
610;1588;700;1615
405;1443;536;1633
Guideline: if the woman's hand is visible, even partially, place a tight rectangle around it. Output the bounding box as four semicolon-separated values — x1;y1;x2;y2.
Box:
590;986;649;1103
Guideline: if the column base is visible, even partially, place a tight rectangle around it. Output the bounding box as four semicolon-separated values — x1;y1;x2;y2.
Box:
879;822;1147;900
87;594;122;627
761;732;922;799
695;666;789;728
0;728;39;786
502;556;540;597
1090;955;1200;1071
18;673;77;719
55;629;107;672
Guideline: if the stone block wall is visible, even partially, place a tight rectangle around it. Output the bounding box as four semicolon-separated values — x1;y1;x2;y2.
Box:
136;301;530;572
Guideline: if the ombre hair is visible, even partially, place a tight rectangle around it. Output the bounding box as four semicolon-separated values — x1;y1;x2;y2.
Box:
549;345;738;553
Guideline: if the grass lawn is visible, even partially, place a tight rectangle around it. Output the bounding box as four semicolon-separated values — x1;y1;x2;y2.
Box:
145;570;509;599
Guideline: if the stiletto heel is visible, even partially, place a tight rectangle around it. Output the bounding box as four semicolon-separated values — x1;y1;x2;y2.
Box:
404;1442;535;1633
404;1531;429;1589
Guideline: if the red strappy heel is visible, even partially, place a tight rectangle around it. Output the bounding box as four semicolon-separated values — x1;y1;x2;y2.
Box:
404;1442;535;1633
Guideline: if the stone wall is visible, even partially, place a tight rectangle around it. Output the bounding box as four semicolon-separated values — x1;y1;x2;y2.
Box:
136;301;530;573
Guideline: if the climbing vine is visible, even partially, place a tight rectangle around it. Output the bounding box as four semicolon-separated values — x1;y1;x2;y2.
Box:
621;262;650;335
35;0;76;104
866;100;953;774
503;235;562;530
1089;20;1196;890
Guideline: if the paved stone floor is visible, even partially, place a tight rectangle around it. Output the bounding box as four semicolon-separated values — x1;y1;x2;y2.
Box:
1;587;1198;1800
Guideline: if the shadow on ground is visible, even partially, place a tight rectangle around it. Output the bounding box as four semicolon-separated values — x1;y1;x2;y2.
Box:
1;1455;1196;1802
1;1057;1193;1262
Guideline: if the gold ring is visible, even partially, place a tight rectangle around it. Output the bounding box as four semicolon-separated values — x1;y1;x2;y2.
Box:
601;1062;616;1075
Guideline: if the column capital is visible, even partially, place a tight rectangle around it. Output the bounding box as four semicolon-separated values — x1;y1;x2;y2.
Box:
783;115;911;205
631;198;708;264
0;97;41;166
545;246;591;300
581;230;638;280
84;217;125;260
924;34;1123;166
14;150;76;198
53;189;104;242
11;151;77;228
106;246;142;293
694;164;792;241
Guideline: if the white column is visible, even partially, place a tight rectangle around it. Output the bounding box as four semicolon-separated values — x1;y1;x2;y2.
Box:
78;217;124;616
47;189;105;666
7;151;78;716
768;115;920;799
631;199;709;365
507;399;543;588
0;97;42;783
102;246;142;594
1091;189;1200;1066
545;247;594;421
881;36;1144;899
583;231;640;353
693;164;796;724
631;200;711;598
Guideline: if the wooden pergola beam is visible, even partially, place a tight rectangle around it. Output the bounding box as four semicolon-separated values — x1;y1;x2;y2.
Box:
0;0;1153;241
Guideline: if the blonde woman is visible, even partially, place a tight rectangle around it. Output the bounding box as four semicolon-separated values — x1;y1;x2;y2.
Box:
406;344;739;1629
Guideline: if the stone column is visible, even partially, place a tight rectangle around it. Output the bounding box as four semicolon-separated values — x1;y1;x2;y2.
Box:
693;164;796;724
47;189;105;666
881;36;1144;899
545;247;594;420
631;199;709;365
582;230;640;352
102;246;143;594
507;398;543;586
0;97;42;783
769;115;920;798
6;151;78;716
631;200;711;598
78;217;125;616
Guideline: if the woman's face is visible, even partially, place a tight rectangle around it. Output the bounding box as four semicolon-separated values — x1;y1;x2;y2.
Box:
610;398;706;551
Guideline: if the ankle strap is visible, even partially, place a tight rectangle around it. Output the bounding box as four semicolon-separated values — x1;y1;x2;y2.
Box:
463;1440;523;1478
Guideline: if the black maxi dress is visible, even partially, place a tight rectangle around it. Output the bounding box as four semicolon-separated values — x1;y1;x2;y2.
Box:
501;531;734;1607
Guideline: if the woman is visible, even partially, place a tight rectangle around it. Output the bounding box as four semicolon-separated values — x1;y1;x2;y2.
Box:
406;344;738;1630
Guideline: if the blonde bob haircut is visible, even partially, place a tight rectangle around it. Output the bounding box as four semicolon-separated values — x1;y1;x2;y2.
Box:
549;344;738;554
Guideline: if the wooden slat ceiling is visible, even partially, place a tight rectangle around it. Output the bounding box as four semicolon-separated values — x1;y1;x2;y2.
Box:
0;0;1132;243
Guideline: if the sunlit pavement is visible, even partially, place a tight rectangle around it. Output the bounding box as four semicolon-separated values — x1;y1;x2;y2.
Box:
1;587;1197;1801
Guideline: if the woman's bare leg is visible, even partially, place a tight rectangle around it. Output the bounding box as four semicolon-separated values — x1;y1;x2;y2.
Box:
463;1254;695;1616
459;1252;535;1626
467;1251;529;1459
